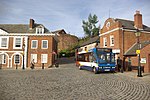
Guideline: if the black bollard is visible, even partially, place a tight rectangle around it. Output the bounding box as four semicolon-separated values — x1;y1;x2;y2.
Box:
42;63;44;69
16;64;18;69
0;63;2;69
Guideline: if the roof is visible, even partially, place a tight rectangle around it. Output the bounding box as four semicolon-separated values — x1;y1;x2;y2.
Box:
51;29;66;34
80;36;100;47
124;40;150;56
0;24;49;33
115;18;150;32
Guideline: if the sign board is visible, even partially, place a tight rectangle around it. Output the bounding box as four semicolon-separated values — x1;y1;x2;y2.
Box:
140;58;146;64
112;49;120;53
136;50;140;54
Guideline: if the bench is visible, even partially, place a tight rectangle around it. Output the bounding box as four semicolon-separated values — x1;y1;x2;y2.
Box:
131;66;144;73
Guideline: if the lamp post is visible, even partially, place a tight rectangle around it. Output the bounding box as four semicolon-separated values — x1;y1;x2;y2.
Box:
22;44;25;70
135;29;142;77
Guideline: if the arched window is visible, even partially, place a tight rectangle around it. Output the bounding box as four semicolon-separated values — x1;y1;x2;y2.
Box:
14;54;20;64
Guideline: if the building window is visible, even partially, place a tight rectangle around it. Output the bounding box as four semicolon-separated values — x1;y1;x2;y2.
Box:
42;40;48;49
41;54;47;63
31;54;37;63
106;22;110;29
2;54;6;64
36;28;44;34
0;37;8;48
14;37;22;48
14;55;20;64
110;35;114;46
31;40;38;49
103;37;107;47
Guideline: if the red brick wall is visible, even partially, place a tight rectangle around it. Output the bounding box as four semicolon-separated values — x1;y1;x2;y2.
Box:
100;18;150;72
130;44;150;72
141;44;150;72
58;34;78;52
0;37;25;68
28;36;54;68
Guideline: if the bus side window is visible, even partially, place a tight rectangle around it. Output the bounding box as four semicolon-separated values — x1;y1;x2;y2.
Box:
89;55;93;62
85;56;88;62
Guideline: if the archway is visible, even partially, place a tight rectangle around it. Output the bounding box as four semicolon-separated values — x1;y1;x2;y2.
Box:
11;53;23;68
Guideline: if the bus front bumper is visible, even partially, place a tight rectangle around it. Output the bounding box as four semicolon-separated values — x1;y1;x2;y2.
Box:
98;66;116;72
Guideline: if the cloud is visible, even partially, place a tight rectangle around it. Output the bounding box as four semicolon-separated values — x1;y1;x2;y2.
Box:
0;0;150;37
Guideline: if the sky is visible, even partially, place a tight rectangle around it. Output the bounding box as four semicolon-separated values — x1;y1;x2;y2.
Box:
0;0;150;37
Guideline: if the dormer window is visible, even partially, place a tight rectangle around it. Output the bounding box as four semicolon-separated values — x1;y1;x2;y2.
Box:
36;28;44;34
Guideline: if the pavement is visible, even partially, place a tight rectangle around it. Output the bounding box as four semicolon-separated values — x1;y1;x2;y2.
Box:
0;58;150;100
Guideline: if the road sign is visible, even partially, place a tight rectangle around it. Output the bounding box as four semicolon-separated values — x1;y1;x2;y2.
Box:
136;50;140;54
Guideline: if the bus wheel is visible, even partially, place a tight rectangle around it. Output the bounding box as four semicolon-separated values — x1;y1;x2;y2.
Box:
79;66;82;70
93;67;98;74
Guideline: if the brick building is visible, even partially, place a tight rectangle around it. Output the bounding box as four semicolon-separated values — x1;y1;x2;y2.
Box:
78;36;100;52
0;19;58;69
52;29;78;52
100;11;150;72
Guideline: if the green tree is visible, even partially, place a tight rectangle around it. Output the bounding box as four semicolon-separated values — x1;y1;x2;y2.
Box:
82;14;100;37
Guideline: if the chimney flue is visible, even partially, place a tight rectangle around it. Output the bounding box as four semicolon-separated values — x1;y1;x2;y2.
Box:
134;10;143;29
29;19;35;29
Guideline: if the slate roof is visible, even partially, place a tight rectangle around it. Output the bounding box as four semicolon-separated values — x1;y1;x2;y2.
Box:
51;29;66;34
80;36;100;47
115;18;150;32
124;40;150;56
0;24;49;33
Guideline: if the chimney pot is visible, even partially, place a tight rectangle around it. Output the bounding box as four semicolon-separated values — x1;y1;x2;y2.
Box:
136;10;140;14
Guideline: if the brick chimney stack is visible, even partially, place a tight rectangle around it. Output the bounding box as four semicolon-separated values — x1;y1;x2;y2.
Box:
29;19;35;29
134;10;143;29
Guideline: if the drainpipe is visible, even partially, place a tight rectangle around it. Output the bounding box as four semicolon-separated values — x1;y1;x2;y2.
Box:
122;29;125;71
24;36;28;69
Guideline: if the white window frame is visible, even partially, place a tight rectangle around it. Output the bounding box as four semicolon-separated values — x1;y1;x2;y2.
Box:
103;37;107;47
13;37;22;49
42;40;48;49
36;28;44;34
0;37;9;49
110;35;114;46
41;54;48;63
31;54;37;63
31;40;38;49
14;54;20;64
2;54;6;64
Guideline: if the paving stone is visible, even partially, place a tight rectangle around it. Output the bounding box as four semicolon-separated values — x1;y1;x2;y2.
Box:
0;63;150;100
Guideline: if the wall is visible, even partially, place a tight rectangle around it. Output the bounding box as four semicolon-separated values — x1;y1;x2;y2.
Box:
28;36;54;68
58;34;78;52
100;18;150;71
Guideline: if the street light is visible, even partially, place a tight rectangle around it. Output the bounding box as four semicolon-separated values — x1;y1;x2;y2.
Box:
135;29;142;77
22;44;25;70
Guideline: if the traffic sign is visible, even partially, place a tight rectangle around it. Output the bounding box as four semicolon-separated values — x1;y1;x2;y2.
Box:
136;50;140;54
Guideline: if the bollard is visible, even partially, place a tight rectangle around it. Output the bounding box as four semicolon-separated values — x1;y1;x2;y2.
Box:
16;64;18;69
42;63;44;69
55;62;59;68
121;66;123;73
0;63;2;69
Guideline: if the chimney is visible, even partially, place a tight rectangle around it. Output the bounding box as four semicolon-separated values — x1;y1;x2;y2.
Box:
29;19;35;29
134;10;143;29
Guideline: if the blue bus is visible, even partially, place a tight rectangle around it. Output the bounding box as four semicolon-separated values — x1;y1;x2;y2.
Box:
76;48;116;74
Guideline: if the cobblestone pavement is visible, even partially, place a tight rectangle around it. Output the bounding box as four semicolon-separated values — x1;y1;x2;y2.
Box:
0;63;150;100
